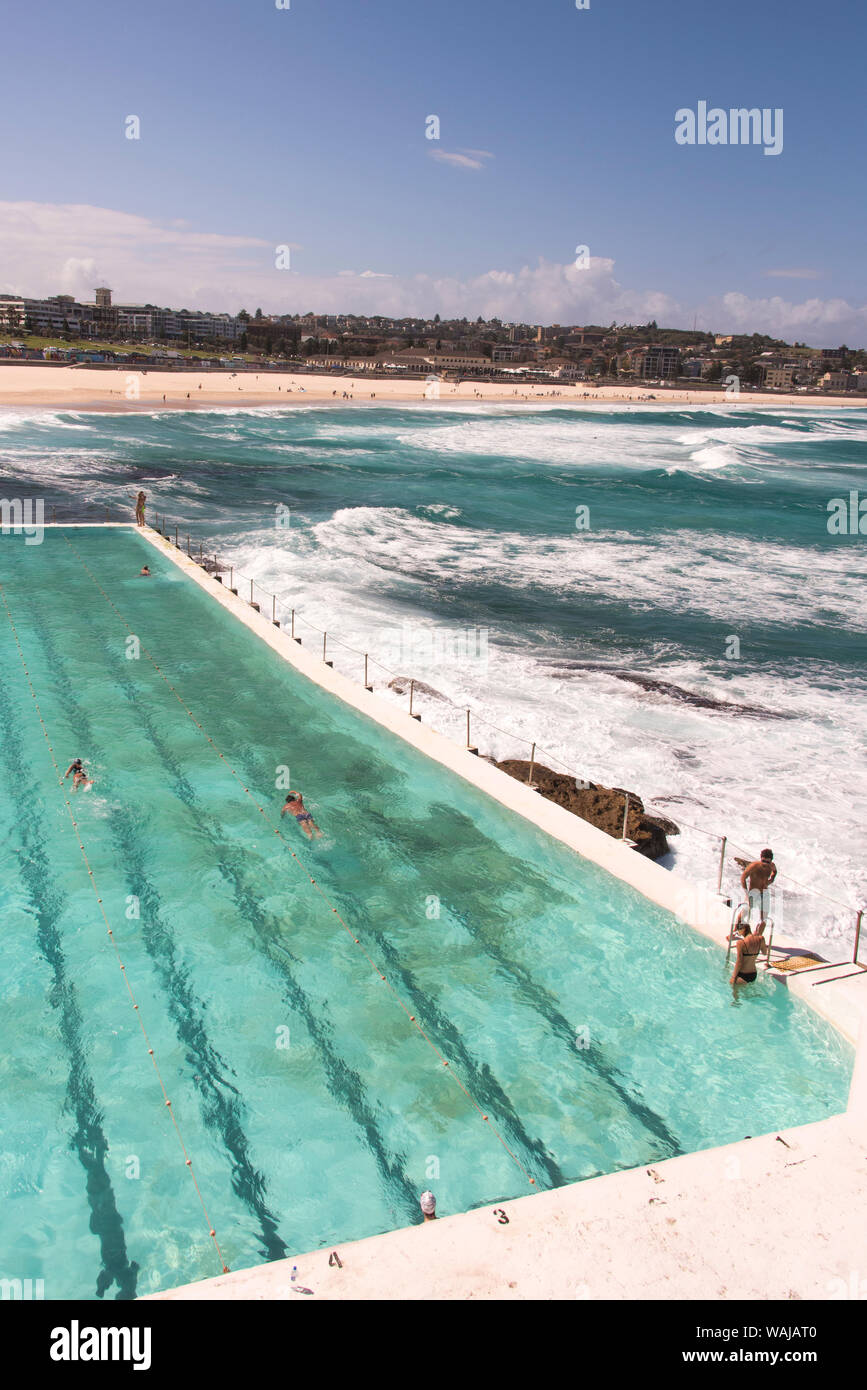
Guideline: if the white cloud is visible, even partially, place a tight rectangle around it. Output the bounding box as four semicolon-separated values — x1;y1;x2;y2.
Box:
764;268;823;280
710;291;867;341
0;200;863;346
429;149;493;170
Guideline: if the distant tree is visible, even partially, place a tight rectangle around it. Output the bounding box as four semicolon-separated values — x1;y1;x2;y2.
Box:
255;307;263;320
434;313;440;324
237;309;251;323
238;332;248;351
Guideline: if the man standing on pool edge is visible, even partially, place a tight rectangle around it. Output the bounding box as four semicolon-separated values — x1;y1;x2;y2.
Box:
741;848;777;923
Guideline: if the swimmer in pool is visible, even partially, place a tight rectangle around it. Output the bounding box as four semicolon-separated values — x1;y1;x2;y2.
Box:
281;790;322;839
64;758;93;792
729;920;766;988
140;565;151;576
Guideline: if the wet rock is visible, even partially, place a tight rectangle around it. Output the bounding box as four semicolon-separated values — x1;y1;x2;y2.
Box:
388;676;447;701
494;760;679;860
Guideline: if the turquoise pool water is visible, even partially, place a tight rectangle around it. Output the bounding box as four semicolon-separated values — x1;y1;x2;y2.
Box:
0;526;853;1300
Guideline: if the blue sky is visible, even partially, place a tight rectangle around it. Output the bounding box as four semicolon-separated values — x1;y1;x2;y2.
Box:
1;0;864;342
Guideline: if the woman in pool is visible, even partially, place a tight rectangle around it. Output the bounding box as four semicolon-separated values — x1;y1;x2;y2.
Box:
280;790;322;839
729;921;766;988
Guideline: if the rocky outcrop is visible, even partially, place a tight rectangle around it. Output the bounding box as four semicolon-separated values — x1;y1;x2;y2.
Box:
388;676;447;701
495;760;679;860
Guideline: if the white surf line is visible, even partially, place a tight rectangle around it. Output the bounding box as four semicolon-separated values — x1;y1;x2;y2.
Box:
127;523;865;1047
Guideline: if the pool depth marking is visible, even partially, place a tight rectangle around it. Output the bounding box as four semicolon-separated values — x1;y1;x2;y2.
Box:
61;531;539;1190
0;580;231;1277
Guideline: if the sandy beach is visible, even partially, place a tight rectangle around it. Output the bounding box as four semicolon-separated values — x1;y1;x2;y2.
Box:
0;364;864;411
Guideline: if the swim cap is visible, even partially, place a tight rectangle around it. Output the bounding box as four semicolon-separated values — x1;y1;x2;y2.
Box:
420;1190;436;1216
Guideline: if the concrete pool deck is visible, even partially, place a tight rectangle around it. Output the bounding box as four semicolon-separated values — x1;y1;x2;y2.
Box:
43;525;866;1301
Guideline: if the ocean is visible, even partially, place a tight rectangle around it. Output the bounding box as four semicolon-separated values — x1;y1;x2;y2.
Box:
2;400;865;955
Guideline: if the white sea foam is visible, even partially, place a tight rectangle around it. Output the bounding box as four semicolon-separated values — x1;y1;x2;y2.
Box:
308;506;867;632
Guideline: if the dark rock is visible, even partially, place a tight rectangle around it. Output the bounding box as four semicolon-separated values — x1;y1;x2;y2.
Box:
494;759;679;860
547;662;792;720
388;676;447;701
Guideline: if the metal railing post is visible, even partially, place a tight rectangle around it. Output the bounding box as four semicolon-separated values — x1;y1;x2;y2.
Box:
466;708;478;755
175;526;179;548
409;679;420;720
855;909;864;965
364;654;372;691
527;742;536;784
716;835;727;894
621;792;630;840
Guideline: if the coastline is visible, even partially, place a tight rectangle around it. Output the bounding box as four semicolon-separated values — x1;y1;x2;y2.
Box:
1;364;866;410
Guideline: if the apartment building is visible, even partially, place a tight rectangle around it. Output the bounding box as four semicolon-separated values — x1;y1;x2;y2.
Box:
632;345;681;379
759;363;797;389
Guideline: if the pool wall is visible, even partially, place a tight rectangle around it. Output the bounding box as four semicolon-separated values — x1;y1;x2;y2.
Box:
46;525;867;1300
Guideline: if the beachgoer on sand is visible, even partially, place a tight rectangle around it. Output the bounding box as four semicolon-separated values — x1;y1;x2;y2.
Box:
740;848;777;922
730;920;766;987
280;790;322;839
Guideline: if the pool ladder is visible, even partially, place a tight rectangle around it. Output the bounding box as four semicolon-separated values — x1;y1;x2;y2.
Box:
725;900;775;970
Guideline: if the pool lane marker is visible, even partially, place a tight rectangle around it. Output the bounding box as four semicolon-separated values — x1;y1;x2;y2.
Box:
63;534;538;1190
0;581;231;1276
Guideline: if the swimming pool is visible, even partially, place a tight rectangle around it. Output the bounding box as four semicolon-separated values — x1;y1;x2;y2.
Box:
0;526;853;1299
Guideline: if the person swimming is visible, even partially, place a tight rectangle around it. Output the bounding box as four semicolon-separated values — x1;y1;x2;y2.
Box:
64;758;93;792
280;790;322;839
140;565;151;577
